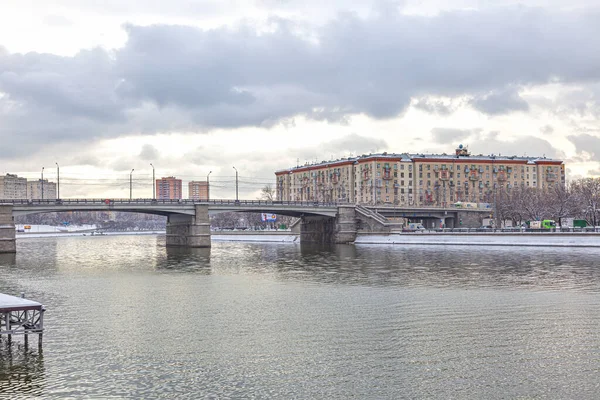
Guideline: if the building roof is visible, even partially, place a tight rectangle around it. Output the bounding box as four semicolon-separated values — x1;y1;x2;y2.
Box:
275;150;563;175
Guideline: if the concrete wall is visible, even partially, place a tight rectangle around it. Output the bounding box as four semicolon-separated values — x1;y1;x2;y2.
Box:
334;205;358;243
457;211;484;228
165;204;211;247
300;216;336;244
300;206;359;244
0;205;16;253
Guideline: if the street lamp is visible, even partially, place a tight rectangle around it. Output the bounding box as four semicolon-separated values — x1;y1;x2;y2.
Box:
232;166;238;201
41;167;44;200
130;168;134;200
150;163;155;199
207;171;212;201
55;162;60;200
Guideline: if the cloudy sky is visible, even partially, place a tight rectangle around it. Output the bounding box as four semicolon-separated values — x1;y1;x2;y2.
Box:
1;0;599;199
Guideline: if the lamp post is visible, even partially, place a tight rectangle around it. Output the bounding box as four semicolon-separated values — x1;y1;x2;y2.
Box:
55;162;60;200
150;163;155;199
207;171;212;201
232;166;238;201
130;168;134;200
41;167;44;200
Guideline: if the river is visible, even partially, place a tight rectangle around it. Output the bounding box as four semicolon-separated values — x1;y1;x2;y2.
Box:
1;235;600;399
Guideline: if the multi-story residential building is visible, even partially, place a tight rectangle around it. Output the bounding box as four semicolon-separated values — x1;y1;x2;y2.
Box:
0;174;28;199
27;179;57;200
188;181;209;201
156;176;182;200
275;145;565;206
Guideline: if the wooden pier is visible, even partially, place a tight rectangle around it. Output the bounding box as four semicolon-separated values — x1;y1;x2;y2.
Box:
0;293;45;347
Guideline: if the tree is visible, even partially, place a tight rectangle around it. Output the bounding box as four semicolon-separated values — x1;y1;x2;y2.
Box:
259;184;275;201
570;178;600;226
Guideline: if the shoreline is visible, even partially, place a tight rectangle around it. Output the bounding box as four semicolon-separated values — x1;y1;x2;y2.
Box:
14;229;600;247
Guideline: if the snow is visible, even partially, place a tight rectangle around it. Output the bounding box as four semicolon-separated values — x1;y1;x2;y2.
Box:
355;232;600;247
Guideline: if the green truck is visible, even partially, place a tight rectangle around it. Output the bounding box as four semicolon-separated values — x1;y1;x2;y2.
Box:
527;220;556;229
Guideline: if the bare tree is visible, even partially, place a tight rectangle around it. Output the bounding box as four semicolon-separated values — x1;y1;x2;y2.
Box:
259;184;275;201
570;178;600;226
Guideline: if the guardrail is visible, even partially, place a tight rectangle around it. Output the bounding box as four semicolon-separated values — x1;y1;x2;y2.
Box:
398;227;600;233
2;198;340;207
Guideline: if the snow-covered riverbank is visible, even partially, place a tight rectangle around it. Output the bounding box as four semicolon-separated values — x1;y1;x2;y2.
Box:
15;224;165;238
354;232;600;247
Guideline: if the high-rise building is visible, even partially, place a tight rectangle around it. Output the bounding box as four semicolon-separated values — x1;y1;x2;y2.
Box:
27;179;57;200
188;181;209;201
275;145;565;207
0;174;27;199
156;176;182;200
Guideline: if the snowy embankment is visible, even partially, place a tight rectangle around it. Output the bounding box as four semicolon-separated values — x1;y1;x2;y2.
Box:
212;231;299;243
354;232;600;247
15;224;165;238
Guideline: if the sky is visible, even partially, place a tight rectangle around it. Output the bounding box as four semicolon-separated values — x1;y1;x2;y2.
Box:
1;0;599;199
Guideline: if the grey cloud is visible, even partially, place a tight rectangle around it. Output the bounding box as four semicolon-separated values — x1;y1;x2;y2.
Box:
586;169;600;176
568;133;600;161
540;125;554;134
1;6;600;159
431;128;473;144
470;88;529;115
468;132;560;159
322;133;387;155
139;144;159;160
413;98;455;115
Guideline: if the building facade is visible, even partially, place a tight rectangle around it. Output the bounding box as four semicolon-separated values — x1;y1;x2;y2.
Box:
156;176;182;200
188;181;209;201
0;174;28;199
275;146;565;206
27;179;57;200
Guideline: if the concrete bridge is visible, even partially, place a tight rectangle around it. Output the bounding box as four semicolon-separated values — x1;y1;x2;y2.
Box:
0;199;485;253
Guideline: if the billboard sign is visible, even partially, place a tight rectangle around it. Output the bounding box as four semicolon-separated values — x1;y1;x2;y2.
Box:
261;213;277;222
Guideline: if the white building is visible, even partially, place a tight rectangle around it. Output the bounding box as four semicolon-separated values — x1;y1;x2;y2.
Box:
0;174;27;199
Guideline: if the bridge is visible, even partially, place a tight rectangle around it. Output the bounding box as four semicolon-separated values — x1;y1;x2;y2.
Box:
0;199;485;253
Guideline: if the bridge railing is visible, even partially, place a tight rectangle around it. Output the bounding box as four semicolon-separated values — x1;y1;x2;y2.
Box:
3;198;340;207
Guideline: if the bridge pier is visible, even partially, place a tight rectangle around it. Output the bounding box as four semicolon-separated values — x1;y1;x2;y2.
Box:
166;204;211;248
0;205;16;254
300;205;358;244
334;205;357;244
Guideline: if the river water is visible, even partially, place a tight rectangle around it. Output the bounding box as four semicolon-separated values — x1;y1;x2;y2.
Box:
1;235;600;399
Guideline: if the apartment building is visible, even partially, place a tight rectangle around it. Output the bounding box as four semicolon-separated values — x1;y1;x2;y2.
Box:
188;181;209;201
275;145;565;206
0;174;27;199
27;179;57;200
156;176;182;200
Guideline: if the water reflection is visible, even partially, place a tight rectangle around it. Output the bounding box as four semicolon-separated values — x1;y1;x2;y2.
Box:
157;247;212;273
0;253;16;267
2;236;600;398
0;342;45;397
